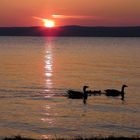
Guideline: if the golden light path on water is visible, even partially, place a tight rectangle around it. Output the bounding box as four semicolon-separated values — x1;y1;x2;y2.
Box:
44;41;53;95
41;39;55;139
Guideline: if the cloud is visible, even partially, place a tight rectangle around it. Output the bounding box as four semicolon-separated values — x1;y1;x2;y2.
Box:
52;15;96;19
33;16;45;20
33;16;50;22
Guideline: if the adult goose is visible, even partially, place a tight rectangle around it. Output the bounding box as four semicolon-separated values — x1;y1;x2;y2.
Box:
67;86;89;99
105;84;128;100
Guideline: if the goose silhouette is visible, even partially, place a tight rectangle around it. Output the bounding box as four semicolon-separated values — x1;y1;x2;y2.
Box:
67;86;89;99
105;84;128;100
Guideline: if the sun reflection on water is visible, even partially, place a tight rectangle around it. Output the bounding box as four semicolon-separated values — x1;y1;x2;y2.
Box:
44;41;53;93
41;104;54;139
41;40;55;138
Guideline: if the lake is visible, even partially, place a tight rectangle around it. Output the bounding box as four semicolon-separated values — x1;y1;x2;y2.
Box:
0;37;140;139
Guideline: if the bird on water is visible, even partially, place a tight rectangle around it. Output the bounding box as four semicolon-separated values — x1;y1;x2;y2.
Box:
67;85;89;104
83;86;89;104
105;84;128;100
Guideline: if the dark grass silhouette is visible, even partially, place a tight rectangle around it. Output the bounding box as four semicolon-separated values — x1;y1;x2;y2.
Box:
3;135;140;140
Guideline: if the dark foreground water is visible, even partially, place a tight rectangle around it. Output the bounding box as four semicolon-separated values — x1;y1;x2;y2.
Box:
0;37;140;139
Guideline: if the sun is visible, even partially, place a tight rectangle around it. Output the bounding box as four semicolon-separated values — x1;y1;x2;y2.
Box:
43;19;55;28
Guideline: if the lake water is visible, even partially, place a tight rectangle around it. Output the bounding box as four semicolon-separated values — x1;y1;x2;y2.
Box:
0;37;140;139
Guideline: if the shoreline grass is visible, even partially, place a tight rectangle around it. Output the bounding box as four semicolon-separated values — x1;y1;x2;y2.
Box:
2;135;140;140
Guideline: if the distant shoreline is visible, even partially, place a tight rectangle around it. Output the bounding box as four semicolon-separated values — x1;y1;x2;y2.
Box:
0;26;140;37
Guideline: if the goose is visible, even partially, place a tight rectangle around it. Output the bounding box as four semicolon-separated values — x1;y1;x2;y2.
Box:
89;90;102;96
83;86;89;104
105;84;128;100
67;86;89;99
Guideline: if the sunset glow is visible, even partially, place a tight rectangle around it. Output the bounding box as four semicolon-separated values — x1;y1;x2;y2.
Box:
0;0;140;27
43;19;55;28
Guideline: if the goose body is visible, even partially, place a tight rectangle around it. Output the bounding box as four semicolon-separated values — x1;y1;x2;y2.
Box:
105;85;128;100
67;90;83;99
89;90;101;96
105;89;121;96
67;86;89;100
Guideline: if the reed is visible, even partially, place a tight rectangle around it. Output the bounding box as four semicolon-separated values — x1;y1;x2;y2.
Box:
3;135;140;140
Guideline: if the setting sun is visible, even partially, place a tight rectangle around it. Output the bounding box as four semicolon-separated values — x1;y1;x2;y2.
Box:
43;19;55;28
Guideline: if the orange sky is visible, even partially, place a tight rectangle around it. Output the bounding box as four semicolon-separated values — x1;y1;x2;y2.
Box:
0;0;140;27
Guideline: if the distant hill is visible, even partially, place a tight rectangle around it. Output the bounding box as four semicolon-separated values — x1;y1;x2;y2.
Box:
0;26;140;37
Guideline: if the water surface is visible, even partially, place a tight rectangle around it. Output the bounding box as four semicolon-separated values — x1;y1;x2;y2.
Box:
0;37;140;139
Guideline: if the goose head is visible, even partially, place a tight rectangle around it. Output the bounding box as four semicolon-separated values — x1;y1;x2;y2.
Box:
83;86;89;92
122;85;128;88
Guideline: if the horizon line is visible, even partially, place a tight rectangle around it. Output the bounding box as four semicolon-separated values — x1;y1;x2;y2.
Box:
0;25;140;28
